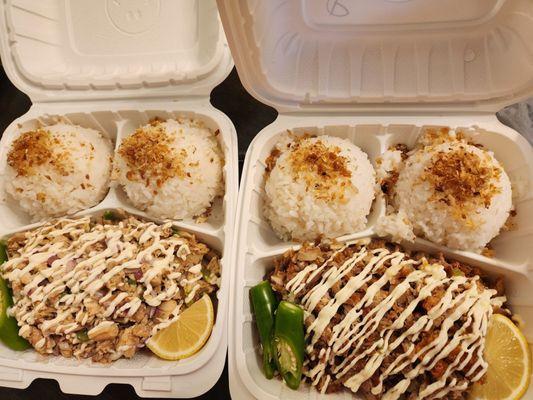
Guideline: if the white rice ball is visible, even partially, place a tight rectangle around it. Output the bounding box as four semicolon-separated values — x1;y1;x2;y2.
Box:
263;135;375;241
5;123;112;220
114;119;224;220
379;140;512;252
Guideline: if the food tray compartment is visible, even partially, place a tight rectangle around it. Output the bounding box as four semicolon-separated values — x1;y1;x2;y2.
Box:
243;120;532;267
0;103;237;397
231;116;533;400
0;109;229;233
237;240;533;400
247;124;384;254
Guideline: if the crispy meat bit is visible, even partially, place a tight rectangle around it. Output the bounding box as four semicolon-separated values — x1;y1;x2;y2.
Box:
380;170;399;200
423;147;502;213
7;129;73;176
265;148;281;175
118;120;186;186
288;139;353;203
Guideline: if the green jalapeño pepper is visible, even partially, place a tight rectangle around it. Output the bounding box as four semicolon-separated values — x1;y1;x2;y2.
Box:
0;242;30;350
250;281;277;379
273;301;305;390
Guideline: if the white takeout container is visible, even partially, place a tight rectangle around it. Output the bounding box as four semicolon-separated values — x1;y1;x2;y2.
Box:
217;1;533;399
0;0;237;397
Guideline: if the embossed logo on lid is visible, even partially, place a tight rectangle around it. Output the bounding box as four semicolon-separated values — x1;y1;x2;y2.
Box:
106;0;160;35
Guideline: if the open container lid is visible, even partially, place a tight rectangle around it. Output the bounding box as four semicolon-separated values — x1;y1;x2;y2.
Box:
0;0;233;102
217;0;533;113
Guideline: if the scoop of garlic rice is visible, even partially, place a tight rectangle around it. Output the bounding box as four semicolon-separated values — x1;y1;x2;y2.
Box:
376;135;512;252
114;119;224;220
5;123;112;220
264;135;375;241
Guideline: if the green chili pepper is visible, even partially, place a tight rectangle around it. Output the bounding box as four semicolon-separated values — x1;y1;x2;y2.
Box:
0;242;30;350
76;329;89;342
273;301;305;390
127;277;137;287
250;281;278;379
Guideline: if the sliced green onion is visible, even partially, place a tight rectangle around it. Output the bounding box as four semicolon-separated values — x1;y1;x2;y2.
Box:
76;329;89;342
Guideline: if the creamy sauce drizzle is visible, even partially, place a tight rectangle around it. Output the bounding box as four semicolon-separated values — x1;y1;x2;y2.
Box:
285;245;502;399
1;217;206;351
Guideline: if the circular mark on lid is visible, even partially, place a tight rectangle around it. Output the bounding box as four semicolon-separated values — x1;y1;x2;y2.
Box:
464;49;476;62
106;0;160;35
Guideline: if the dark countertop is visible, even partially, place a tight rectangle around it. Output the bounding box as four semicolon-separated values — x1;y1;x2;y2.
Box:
0;65;530;400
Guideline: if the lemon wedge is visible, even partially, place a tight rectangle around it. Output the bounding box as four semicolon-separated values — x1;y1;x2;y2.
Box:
470;314;532;400
147;294;214;360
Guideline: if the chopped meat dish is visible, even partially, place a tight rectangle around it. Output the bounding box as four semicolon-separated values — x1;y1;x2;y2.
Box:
269;239;507;399
1;212;220;362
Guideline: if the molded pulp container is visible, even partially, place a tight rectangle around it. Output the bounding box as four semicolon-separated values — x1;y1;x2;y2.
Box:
0;0;237;397
216;1;533;399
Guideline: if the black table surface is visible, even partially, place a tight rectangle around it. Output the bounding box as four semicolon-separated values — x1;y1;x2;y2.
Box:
0;66;276;400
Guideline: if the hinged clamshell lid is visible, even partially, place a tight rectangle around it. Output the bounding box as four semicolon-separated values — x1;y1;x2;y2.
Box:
217;0;533;113
0;0;233;102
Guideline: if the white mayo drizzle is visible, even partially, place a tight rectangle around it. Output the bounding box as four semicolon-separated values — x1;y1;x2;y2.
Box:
285;245;501;399
1;217;207;352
